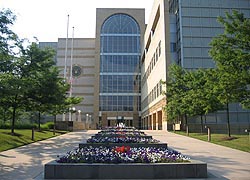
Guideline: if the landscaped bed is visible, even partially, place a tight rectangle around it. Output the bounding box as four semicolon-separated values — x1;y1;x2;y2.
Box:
56;146;189;163
96;126;147;136
87;126;159;144
87;135;159;143
44;127;207;179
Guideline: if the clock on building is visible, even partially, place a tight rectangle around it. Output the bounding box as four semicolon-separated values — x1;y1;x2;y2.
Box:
72;65;82;77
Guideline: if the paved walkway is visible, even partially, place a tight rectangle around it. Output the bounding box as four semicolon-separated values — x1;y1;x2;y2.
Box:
145;130;250;180
0;130;249;180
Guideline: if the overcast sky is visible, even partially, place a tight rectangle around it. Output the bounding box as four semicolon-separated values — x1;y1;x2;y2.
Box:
1;0;154;42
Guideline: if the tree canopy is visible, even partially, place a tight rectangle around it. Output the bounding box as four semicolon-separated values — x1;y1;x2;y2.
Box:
0;9;82;134
165;10;249;136
209;10;250;136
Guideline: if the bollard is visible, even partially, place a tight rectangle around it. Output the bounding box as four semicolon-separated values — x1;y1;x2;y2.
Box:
207;127;211;142
245;129;250;142
205;126;211;142
186;125;189;136
31;127;34;141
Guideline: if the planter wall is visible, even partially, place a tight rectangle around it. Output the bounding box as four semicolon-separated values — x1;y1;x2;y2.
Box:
79;142;168;148
44;160;207;179
92;134;153;139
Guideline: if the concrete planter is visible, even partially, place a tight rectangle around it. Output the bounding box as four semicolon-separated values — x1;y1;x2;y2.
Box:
79;142;168;148
44;160;207;179
92;134;153;139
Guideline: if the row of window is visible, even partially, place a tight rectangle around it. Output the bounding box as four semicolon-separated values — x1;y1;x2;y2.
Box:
141;81;163;110
101;36;140;53
99;13;141;112
99;95;141;111
101;14;140;34
100;55;140;73
100;75;140;93
142;41;161;86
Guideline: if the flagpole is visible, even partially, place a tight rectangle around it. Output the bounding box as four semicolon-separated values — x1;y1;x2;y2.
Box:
69;26;74;121
63;14;69;122
63;14;69;79
70;26;74;98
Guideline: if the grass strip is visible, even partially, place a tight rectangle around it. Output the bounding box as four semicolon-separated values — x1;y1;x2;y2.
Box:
0;129;67;152
173;131;250;152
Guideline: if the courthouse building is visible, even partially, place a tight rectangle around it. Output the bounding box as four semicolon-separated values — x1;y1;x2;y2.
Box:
40;0;250;132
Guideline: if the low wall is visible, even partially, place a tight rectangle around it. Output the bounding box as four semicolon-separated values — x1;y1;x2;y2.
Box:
79;142;168;148
55;121;86;131
44;160;207;179
168;123;249;134
184;123;249;134
91;134;153;139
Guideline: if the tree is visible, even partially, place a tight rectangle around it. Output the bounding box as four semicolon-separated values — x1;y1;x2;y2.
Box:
209;10;250;137
164;64;190;126
22;42;83;130
0;9;27;134
21;42;58;130
183;69;223;133
0;9;83;134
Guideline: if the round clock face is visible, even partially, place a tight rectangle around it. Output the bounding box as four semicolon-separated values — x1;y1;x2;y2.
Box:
72;65;82;77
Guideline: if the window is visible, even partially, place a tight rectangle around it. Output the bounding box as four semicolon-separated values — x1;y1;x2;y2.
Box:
99;14;141;111
155;48;158;62
170;43;176;52
158;41;161;57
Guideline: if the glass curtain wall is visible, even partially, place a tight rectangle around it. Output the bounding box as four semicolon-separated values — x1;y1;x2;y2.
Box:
99;14;141;112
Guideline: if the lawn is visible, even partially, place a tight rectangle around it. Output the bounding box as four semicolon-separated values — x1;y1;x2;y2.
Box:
0;129;67;152
173;131;250;153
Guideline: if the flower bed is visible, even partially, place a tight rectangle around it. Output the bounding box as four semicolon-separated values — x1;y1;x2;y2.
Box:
88;127;159;144
97;128;147;136
57;146;189;164
44;127;207;179
79;142;168;148
87;135;159;143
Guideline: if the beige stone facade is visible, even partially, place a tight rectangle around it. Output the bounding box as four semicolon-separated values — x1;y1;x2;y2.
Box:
56;38;96;125
141;0;170;130
93;8;145;129
45;5;171;130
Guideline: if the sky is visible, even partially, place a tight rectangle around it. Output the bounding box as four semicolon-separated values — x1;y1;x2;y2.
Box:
1;0;154;42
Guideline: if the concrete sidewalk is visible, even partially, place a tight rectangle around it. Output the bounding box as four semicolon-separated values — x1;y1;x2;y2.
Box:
0;130;249;180
0;130;98;180
145;130;250;180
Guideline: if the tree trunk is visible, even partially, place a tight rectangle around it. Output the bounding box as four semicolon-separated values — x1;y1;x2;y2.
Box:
185;114;189;136
226;102;231;137
200;114;204;134
53;115;56;135
38;112;41;131
11;107;16;135
3;108;6;122
11;94;18;135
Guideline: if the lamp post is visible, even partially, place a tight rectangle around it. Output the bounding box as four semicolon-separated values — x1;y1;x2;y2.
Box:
89;115;92;129
69;107;76;121
86;114;89;129
77;110;81;121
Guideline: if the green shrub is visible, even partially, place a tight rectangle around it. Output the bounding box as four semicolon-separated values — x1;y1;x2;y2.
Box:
15;123;37;129
0;122;11;129
46;121;54;129
0;122;37;129
41;121;54;130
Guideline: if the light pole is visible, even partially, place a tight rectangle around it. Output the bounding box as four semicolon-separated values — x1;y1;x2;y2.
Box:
69;107;76;121
77;110;81;121
89;115;92;129
86;114;89;129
